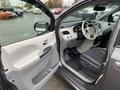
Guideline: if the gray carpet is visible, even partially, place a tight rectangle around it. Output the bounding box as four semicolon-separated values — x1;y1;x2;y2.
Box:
77;40;94;53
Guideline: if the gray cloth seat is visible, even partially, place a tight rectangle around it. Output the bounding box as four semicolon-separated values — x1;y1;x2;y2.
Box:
80;48;107;74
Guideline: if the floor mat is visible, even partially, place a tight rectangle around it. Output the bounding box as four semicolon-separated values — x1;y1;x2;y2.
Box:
66;57;81;70
66;58;98;79
65;48;81;70
65;48;98;79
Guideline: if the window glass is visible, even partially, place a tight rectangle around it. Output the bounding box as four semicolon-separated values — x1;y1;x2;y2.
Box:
61;3;119;28
0;0;50;46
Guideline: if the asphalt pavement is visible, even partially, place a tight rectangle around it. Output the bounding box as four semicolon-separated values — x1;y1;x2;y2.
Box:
0;13;50;46
0;12;77;46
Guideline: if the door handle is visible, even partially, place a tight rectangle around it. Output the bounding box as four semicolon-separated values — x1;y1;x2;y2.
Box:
40;46;52;58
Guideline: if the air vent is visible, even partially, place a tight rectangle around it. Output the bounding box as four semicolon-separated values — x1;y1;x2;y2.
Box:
62;31;70;35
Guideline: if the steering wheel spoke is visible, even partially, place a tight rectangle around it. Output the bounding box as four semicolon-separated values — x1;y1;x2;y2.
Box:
82;20;97;40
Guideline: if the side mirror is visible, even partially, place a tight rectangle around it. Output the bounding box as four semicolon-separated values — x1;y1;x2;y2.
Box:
34;22;49;33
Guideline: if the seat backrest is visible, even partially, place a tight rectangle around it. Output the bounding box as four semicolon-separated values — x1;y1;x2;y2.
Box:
93;29;112;48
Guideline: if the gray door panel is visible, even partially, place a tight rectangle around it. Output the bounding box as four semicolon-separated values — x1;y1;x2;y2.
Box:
1;32;59;90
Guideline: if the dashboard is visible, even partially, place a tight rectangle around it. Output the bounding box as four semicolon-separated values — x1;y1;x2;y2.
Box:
60;27;78;41
59;23;84;48
59;20;112;48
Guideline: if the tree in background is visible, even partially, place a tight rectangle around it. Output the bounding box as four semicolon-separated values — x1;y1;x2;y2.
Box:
0;0;11;7
24;3;33;10
45;0;63;8
75;0;78;3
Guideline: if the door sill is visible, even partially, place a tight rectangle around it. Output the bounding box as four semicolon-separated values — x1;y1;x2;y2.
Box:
58;66;87;90
61;58;95;84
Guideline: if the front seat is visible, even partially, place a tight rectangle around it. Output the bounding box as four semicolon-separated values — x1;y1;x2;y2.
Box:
93;29;112;48
80;48;107;75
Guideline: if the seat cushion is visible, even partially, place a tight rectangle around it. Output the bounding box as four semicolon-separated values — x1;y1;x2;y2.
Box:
80;48;107;74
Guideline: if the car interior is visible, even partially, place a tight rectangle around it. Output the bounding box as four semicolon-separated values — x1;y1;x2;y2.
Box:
58;2;119;83
1;0;120;89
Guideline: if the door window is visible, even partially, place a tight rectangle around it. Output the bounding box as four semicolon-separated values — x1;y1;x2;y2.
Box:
0;0;51;46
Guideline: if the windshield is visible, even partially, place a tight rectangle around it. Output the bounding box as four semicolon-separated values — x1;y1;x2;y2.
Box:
61;3;119;28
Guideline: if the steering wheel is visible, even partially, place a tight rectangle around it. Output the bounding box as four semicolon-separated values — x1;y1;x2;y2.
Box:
82;20;97;40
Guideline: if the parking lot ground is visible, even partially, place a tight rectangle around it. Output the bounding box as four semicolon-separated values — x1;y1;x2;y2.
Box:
41;74;74;90
0;12;77;46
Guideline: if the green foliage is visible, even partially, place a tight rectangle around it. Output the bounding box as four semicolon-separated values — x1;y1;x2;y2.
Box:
15;6;23;9
24;3;33;10
0;0;11;7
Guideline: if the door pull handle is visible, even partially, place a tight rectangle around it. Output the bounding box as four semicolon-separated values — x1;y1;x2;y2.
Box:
40;46;52;58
